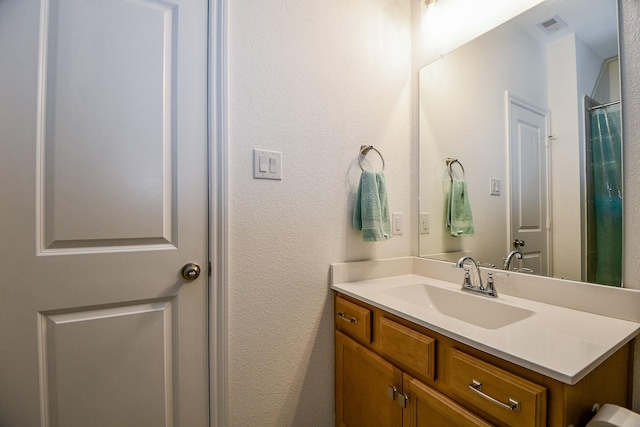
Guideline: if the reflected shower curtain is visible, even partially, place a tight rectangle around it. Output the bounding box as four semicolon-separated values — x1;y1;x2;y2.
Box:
589;103;622;286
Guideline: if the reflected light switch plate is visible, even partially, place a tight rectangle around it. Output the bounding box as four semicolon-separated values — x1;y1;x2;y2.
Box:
490;178;500;196
420;213;429;234
253;149;282;180
392;212;403;235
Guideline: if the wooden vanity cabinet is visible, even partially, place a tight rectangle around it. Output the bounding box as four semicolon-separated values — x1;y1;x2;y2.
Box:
336;331;487;427
334;293;632;427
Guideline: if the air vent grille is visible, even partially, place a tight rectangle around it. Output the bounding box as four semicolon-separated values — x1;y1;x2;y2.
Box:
536;15;568;35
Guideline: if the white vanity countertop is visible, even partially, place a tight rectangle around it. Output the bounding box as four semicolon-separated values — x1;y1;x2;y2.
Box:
331;273;640;385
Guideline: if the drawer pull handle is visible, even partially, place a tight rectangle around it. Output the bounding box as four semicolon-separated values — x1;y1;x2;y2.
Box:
397;392;409;409
337;311;357;323
387;385;397;401
469;380;521;411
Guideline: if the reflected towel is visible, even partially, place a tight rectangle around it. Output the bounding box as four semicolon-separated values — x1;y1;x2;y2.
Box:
447;179;474;237
353;170;392;241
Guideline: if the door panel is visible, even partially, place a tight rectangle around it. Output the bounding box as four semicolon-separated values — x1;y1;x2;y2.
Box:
38;300;175;426
0;0;209;426
39;0;178;251
508;95;550;275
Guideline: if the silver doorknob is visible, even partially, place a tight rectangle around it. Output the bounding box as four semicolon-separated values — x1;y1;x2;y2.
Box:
181;263;201;280
513;239;525;248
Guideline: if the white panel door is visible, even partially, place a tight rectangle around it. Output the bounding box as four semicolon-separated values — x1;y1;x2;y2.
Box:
0;0;209;426
508;95;551;276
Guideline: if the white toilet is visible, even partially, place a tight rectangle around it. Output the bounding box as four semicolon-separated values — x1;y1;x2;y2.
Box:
586;404;640;427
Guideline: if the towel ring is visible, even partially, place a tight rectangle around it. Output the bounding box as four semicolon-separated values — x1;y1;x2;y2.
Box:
446;158;465;181
358;145;385;171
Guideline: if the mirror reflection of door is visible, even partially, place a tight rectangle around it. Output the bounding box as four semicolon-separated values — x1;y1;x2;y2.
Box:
507;94;551;276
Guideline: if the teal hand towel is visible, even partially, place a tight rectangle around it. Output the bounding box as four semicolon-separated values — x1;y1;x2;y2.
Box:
447;178;474;237
353;170;392;241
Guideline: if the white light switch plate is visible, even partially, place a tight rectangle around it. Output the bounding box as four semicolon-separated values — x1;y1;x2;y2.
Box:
490;178;500;196
420;213;429;234
253;149;282;180
392;212;403;235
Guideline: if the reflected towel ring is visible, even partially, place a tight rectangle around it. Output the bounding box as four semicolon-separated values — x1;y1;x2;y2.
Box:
358;145;385;171
446;158;465;181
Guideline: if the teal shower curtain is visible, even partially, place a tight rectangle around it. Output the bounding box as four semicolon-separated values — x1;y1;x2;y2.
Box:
589;103;622;286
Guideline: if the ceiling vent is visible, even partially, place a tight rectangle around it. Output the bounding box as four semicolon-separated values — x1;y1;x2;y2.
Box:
536;15;568;35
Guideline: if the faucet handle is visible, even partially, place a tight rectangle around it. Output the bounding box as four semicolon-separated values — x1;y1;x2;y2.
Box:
462;267;472;288
485;273;498;297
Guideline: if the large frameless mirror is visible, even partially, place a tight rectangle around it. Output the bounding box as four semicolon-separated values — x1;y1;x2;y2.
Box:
418;0;623;286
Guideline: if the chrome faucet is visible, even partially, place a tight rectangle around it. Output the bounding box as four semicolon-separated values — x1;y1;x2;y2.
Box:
503;250;523;271
455;256;498;297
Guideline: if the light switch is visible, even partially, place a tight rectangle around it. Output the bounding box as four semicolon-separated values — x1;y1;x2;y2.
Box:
490;178;501;196
253;149;282;180
259;156;268;173
392;212;403;235
420;213;429;234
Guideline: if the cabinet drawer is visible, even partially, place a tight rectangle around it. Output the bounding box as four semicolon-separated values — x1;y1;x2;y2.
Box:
449;349;546;427
378;317;436;381
335;296;372;343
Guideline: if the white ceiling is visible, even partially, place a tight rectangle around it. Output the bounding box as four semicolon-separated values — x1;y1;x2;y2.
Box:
512;0;619;59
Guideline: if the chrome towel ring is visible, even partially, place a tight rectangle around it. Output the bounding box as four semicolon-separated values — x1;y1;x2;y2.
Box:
446;158;465;181
358;145;385;171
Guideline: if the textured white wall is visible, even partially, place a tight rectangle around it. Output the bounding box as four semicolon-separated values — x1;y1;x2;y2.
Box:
227;0;412;424
621;2;640;288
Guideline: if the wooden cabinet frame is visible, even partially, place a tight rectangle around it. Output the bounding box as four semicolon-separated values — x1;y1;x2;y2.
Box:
334;293;632;427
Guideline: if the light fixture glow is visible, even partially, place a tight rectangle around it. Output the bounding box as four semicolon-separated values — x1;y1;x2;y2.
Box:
421;0;441;35
420;0;545;62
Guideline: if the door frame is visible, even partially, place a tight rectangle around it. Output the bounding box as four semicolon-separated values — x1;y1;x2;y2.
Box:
505;91;553;275
208;0;229;425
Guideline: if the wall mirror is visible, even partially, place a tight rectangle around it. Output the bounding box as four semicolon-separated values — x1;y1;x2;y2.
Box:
418;0;623;286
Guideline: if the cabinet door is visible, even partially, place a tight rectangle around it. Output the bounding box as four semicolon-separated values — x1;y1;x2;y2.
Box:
336;331;403;427
403;375;494;427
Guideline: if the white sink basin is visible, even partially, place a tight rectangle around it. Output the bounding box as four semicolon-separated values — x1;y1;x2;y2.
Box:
331;268;640;383
382;283;535;329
